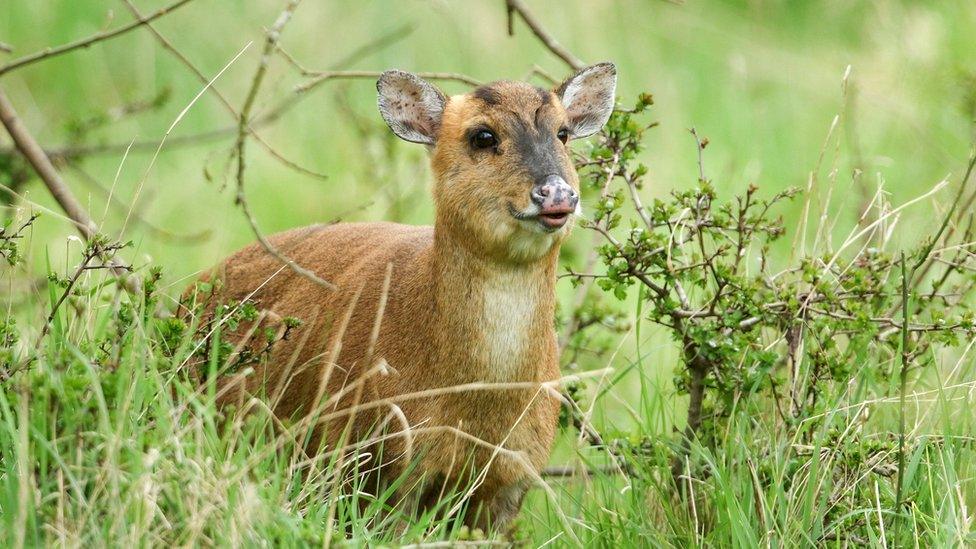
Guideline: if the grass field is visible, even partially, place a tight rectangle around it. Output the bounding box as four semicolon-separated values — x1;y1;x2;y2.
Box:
2;0;976;546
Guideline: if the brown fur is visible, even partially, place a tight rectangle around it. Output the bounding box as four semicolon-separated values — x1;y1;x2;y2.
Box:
184;67;615;530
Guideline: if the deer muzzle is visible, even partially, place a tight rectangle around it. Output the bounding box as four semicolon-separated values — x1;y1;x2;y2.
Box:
530;175;578;229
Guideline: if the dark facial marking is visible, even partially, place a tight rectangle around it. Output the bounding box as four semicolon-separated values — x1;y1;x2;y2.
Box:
472;84;502;106
508;115;566;184
535;86;552;106
468;82;572;185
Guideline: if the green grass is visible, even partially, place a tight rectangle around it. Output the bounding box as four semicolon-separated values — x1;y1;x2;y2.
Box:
2;0;976;546
3;253;975;545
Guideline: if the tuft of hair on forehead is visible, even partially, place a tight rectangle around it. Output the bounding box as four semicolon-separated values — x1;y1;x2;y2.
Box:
469;81;554;112
472;85;503;106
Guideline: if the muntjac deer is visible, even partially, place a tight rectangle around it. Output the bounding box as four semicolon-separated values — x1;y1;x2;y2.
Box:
187;62;616;529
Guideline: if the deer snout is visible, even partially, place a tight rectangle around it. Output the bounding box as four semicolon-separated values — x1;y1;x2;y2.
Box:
531;175;578;229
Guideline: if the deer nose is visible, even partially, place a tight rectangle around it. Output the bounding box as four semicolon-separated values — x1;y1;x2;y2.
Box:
531;175;578;212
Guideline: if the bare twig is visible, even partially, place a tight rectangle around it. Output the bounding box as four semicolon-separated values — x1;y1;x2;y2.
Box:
524;63;558;85
40;240;130;340
120;0;328;181
505;0;584;70
0;23;421;165
234;0;336;291
282;22;415;71
277;32;480;91
295;70;480;94
0;0;196;77
2;238;130;382
0;88;98;240
251;22;423;122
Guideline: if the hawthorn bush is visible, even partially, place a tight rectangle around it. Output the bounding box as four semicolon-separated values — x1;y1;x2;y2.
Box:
562;93;976;542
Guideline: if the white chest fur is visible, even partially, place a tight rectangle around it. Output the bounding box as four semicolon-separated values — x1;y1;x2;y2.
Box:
475;272;539;380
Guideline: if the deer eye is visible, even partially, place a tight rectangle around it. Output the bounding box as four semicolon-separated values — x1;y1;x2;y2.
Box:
470;129;497;150
557;128;569;144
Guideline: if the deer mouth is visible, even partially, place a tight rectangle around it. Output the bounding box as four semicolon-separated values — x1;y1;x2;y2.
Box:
508;202;573;231
537;210;572;229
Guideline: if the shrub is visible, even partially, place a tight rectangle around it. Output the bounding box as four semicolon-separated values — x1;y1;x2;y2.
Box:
563;93;976;542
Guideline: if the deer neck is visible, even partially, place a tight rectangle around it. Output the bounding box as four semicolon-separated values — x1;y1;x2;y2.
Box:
430;225;558;382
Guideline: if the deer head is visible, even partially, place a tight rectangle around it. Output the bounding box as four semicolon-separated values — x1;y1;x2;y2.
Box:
377;63;617;264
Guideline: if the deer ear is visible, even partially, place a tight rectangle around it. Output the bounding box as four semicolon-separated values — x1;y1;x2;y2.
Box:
377;70;447;145
555;62;617;139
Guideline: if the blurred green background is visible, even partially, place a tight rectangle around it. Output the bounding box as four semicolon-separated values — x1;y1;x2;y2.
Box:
2;0;975;346
3;2;976;542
